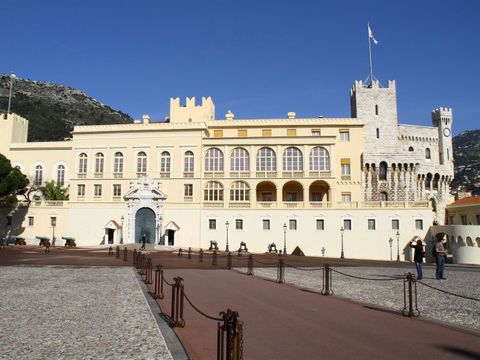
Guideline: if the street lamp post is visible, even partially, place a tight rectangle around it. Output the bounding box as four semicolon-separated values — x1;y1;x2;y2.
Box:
283;223;287;255
396;230;400;262
340;227;345;259
389;237;393;261
225;220;229;252
120;216;124;244
51;217;57;247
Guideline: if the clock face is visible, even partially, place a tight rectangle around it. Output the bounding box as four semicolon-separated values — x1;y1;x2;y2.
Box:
443;128;451;137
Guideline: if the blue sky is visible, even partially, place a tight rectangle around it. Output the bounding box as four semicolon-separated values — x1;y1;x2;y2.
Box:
1;0;478;134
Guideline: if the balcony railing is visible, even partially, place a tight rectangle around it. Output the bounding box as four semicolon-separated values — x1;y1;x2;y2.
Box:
282;171;304;178
230;171;250;178
337;201;430;209
183;172;194;178
228;202;250;208
204;172;224;178
113;173;123;179
77;173;87;179
113;196;122;202
204;201;224;208
160;172;170;178
341;175;351;181
94;173;103;179
283;201;303;208
256;171;278;178
309;171;331;178
184;196;193;202
309;201;331;208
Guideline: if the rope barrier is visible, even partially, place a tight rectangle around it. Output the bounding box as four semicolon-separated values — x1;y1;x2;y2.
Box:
283;262;324;271
251;258;276;266
330;268;402;281
163;277;174;287
183;291;223;321
417;281;480;302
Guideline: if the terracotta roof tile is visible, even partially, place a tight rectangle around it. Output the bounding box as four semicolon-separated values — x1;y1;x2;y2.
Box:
449;196;480;206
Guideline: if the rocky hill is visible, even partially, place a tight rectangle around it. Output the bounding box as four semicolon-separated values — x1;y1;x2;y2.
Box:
452;130;480;196
0;75;132;141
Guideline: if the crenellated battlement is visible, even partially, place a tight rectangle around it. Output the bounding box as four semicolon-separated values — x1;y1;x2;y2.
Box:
169;96;215;123
432;107;453;117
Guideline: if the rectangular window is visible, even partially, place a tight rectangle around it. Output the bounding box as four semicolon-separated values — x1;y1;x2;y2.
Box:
208;219;216;230
341;192;351;203
368;219;376;230
6;215;13;226
316;219;324;230
235;219;243;230
340;129;350;142
415;219;423;230
262;219;271;230
312;129;321;136
461;215;467;225
184;184;193;197
238;129;247;137
376;128;380;139
94;184;102;197
262;129;272;137
289;219;297;230
341;159;351;176
113;184;121;197
77;184;85;196
28;216;34;226
287;129;296;136
476;214;480;225
449;216;454;225
343;219;352;230
214;130;223;138
392;219;400;230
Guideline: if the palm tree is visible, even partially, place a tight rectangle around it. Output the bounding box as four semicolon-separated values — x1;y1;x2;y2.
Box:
40;181;69;200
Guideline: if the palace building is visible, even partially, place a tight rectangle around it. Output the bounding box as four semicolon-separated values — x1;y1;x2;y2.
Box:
0;79;456;261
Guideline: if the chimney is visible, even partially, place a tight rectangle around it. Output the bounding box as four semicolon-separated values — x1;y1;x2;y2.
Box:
226;110;235;120
288;112;296;119
142;115;150;124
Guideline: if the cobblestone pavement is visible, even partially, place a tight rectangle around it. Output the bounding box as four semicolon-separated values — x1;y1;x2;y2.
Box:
0;266;173;360
237;265;480;332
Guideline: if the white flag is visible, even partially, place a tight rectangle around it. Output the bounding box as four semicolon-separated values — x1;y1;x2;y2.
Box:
368;24;378;44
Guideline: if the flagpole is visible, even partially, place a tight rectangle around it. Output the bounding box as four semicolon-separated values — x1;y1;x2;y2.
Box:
368;24;374;86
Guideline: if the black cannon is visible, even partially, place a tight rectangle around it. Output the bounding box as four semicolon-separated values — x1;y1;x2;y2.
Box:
13;236;26;246
238;241;248;254
36;236;51;247
62;236;77;247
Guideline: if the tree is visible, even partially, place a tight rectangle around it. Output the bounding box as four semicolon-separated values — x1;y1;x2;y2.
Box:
0;153;29;206
40;180;69;201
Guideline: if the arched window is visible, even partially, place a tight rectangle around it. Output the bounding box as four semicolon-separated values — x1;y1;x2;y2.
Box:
34;165;43;186
113;152;124;174
78;153;87;174
379;161;388;181
425;173;432;190
283;147;303;171
230;181;250;201
408;146;414;152
184;151;194;172
309;147;330;171
432;173;440;190
95;153;104;174
160;151;171;173
256;147;276;171
56;165;65;186
137;151;147;173
205;148;224;172
425;148;431;159
231;147;250;171
204;181;224;201
380;192;388;201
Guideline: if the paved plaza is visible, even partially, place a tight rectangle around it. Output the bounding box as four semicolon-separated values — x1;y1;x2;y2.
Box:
0;266;173;360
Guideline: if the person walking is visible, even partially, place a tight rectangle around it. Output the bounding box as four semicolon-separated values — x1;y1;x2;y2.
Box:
435;237;447;280
409;238;425;280
140;233;146;250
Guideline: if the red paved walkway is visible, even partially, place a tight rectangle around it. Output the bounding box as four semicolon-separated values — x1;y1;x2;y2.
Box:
154;268;479;360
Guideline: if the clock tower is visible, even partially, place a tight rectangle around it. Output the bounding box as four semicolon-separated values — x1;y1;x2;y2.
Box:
432;107;453;171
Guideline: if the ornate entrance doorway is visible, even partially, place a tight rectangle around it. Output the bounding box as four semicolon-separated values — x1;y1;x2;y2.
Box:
135;207;156;243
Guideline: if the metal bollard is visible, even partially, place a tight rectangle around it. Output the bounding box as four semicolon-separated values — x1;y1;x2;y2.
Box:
402;272;420;317
276;258;285;283
217;309;243;360
321;264;333;295
227;252;232;270
123;247;128;262
170;277;185;327
115;245;120;258
108;246;113;256
247;254;254;276
178;248;183;257
188;247;192;260
154;265;164;299
199;248;204;263
212;250;218;266
133;249;137;266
